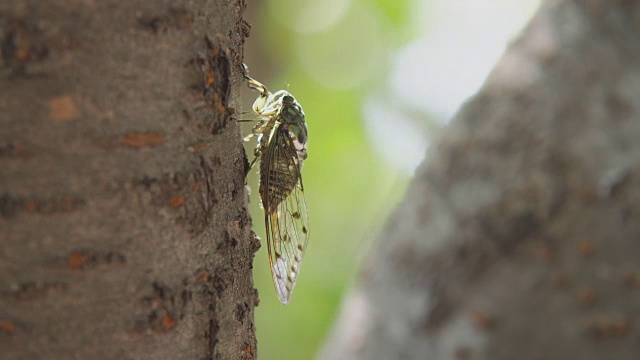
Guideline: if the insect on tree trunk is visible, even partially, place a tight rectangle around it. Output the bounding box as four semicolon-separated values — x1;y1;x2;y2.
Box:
0;1;259;359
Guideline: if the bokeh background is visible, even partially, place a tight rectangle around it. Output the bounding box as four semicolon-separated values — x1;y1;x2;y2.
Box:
241;0;540;358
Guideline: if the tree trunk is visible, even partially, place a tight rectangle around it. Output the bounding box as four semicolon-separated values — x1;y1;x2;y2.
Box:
0;1;257;359
322;0;640;359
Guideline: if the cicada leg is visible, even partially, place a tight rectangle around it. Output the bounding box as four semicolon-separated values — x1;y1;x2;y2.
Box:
242;63;282;171
247;133;272;171
243;120;266;142
243;63;283;118
243;63;269;97
248;146;261;170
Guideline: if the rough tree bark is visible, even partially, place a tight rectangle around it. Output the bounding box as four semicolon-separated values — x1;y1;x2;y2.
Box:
322;0;640;359
0;1;258;359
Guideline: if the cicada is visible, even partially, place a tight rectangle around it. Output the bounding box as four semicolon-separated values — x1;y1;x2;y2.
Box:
243;66;310;304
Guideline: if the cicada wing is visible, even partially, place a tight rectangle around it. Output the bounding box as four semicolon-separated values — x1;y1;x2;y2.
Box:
261;127;310;304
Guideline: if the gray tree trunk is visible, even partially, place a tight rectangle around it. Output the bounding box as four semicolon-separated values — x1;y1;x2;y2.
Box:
322;0;640;359
0;1;258;359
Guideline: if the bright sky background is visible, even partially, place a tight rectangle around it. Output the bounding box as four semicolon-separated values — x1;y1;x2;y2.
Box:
369;0;541;173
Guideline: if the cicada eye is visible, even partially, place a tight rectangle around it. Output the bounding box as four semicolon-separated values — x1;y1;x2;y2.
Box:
282;95;295;106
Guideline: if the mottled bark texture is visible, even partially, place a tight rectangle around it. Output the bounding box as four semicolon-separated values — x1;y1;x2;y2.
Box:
0;1;258;359
322;1;640;359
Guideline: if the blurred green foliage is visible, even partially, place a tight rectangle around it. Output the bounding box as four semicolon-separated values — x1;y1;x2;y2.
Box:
242;0;413;358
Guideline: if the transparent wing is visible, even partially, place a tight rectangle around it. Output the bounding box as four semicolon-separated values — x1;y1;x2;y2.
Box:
261;126;310;304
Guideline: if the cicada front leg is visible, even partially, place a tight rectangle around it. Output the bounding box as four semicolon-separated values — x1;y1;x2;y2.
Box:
243;64;272;116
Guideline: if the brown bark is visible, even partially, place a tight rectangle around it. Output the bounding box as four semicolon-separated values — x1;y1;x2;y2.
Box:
0;1;257;359
322;0;640;359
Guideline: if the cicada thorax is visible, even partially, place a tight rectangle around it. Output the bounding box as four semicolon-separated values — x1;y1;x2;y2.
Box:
281;98;308;162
